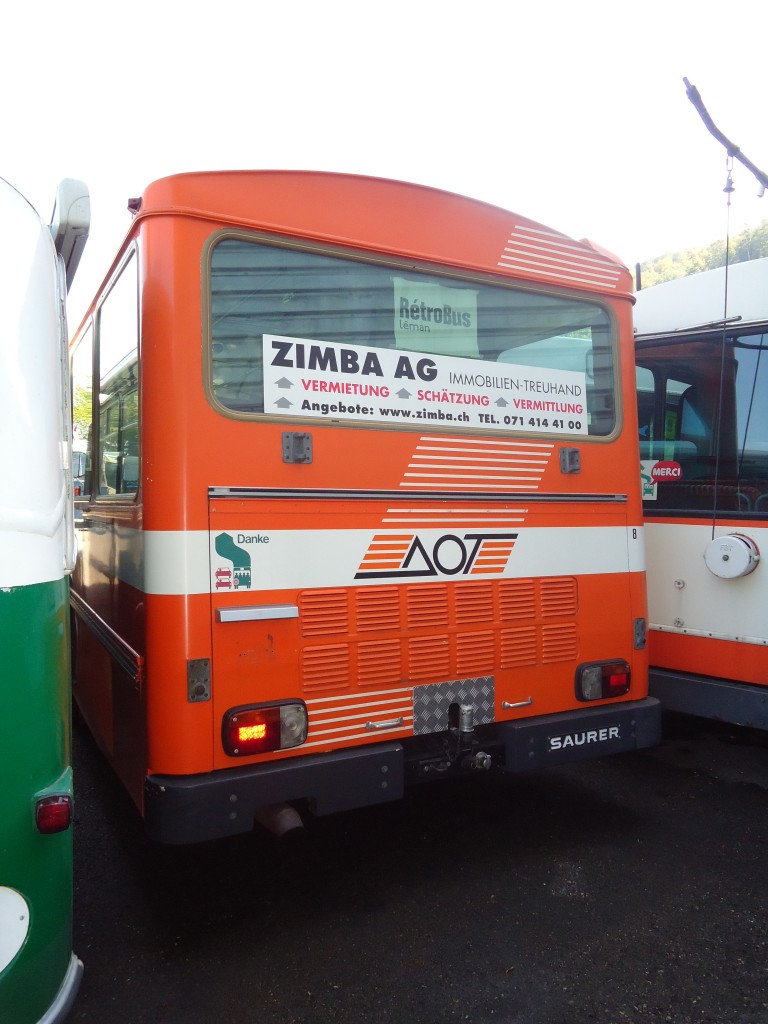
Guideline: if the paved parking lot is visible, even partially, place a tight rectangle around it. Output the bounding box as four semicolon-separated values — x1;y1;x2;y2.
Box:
70;714;768;1023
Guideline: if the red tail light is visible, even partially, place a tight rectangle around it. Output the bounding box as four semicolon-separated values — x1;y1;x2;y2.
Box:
576;660;631;702
222;702;308;757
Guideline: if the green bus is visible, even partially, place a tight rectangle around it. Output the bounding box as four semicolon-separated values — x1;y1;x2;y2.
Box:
0;177;88;1023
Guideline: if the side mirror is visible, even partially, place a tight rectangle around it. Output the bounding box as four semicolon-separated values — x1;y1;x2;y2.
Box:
50;179;90;291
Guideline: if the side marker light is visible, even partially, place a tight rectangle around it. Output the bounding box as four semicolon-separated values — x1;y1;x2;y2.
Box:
35;794;73;834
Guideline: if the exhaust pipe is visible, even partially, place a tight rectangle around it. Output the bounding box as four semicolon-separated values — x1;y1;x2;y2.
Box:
254;803;304;837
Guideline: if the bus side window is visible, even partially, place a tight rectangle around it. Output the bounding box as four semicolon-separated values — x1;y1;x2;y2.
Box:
677;385;707;449
97;253;139;498
72;323;94;499
735;334;768;490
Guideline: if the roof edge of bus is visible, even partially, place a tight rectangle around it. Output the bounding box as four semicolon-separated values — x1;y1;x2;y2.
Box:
634;256;768;335
136;168;630;269
69;169;634;339
577;236;629;272
137;167;541;219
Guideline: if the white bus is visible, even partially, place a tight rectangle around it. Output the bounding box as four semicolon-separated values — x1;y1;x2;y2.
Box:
635;258;768;727
0;176;88;1024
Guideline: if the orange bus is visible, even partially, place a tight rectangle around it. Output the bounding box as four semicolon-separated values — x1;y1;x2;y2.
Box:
70;171;659;843
635;258;768;728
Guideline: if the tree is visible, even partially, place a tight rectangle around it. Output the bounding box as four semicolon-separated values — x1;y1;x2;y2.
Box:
72;384;92;443
638;219;768;287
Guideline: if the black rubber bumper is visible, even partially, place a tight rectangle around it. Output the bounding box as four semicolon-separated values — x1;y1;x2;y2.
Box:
497;696;661;772
144;698;661;844
650;668;768;730
145;743;405;844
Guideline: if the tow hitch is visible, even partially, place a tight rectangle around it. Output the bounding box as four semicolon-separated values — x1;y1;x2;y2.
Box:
420;703;492;775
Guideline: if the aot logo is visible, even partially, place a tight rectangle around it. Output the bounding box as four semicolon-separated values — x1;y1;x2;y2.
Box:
355;532;518;580
651;461;683;481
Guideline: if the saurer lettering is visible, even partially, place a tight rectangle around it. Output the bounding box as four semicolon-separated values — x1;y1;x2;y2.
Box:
548;726;621;751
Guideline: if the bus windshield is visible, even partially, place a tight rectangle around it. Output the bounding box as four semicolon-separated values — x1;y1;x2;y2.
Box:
207;236;616;435
637;329;768;514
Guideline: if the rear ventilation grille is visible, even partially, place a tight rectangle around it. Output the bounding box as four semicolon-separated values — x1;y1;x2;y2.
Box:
358;640;401;688
542;623;578;664
299;589;349;636
301;644;350;692
540;578;578;617
499;579;537;621
356;587;401;632
500;626;538;668
456;631;495;676
407;585;449;629
455;582;494;624
409;635;451;681
297;577;580;695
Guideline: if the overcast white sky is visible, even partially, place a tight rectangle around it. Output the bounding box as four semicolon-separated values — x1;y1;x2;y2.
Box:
4;0;768;325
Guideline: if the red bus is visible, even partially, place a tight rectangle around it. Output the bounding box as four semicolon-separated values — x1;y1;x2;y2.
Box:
70;170;659;843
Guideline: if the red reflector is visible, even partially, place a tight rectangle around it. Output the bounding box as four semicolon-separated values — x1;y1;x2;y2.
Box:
35;794;73;834
608;672;628;692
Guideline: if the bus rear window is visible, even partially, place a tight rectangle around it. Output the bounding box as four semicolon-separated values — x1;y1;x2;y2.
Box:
207;237;616;436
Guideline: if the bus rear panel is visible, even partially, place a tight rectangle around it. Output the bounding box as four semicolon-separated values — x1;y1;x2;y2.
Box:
70;171;658;844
